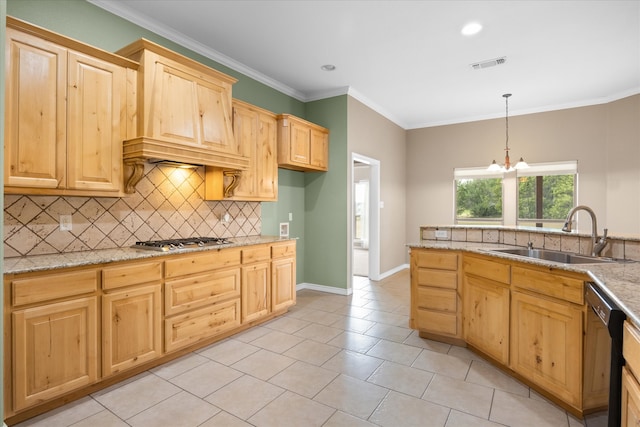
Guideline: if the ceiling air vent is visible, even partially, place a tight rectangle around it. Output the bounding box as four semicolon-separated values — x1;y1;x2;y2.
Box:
471;56;507;70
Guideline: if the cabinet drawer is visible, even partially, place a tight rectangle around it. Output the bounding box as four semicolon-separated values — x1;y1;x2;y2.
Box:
463;255;510;284
416;308;457;335
165;267;240;316
102;261;162;290
414;250;458;270
417;269;457;289
242;245;270;264
512;266;584;304
624;321;640;377
165;248;241;278
271;241;296;259
165;298;240;352
417;287;456;312
12;269;98;306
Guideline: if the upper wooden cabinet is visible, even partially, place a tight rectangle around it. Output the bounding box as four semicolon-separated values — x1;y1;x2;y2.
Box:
4;18;137;197
116;39;249;193
205;99;278;201
277;114;329;172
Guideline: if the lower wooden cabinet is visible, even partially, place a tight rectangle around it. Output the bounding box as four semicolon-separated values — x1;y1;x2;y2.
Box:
102;284;162;376
463;274;510;364
462;255;510;364
410;248;461;342
163;250;242;352
4;240;296;422
271;241;297;313
623;321;640;425
409;249;610;418
241;262;271;323
165;298;241;352
510;290;583;407
272;257;296;312
12;296;98;412
622;367;640;425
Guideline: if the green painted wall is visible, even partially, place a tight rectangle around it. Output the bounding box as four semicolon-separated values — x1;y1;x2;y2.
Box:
305;96;349;289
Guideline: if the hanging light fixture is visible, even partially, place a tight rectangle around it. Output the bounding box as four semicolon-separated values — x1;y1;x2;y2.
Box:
488;93;528;172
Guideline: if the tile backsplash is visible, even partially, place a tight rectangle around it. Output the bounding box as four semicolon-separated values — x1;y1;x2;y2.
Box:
420;226;640;261
4;164;261;257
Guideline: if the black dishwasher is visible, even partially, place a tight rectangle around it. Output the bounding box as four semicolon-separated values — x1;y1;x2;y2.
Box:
585;281;626;427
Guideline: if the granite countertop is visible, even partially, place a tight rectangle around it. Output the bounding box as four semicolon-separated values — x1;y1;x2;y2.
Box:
408;241;640;328
3;235;295;276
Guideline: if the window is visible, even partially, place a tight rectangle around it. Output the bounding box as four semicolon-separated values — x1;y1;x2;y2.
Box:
454;167;503;224
517;161;577;228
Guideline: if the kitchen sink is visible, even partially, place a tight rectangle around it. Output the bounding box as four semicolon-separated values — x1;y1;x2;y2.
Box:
489;248;616;264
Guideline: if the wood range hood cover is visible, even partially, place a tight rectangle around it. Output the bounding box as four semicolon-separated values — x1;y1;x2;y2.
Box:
117;38;249;194
122;137;249;194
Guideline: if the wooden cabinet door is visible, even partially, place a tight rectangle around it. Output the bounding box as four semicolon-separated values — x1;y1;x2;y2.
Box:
230;102;257;197
622;367;640;426
102;284;162;376
67;51;125;192
272;257;296;312
510;291;582;407
255;111;278;199
462;275;510;364
150;60;200;144
5;28;66;189
13;297;98;411
195;76;236;154
309;127;328;170
289;121;311;165
241;262;270;323
149;56;235;153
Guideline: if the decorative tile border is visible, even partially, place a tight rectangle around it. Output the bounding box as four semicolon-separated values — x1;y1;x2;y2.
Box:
420;226;639;261
4;164;261;257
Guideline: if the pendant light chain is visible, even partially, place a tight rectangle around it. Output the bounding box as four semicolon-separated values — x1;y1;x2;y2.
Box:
488;93;527;171
504;93;511;152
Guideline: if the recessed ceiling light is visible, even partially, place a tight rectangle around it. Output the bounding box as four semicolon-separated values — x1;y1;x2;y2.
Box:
321;64;336;71
461;22;483;36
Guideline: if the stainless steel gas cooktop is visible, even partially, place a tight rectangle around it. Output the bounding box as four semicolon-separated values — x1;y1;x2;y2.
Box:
133;237;233;252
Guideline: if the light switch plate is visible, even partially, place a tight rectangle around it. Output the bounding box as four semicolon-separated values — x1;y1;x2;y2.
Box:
60;215;72;231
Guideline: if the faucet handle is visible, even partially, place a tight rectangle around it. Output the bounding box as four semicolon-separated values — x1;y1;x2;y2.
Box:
603;228;608;238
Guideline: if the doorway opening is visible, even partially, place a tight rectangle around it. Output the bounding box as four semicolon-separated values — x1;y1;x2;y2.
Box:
351;153;381;283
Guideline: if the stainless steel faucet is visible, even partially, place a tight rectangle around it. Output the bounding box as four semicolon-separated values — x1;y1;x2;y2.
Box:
562;205;608;257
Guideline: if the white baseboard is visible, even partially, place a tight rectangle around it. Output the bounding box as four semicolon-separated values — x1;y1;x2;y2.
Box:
296;282;353;296
377;263;409;280
295;265;409;296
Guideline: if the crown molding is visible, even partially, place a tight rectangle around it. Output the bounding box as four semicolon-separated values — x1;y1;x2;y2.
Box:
87;0;306;101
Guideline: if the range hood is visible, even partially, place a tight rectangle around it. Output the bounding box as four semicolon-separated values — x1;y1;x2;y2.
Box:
116;38;249;195
122;137;249;194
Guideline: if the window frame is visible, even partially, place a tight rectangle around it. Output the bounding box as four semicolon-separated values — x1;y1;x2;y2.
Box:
453;161;578;227
516;161;578;228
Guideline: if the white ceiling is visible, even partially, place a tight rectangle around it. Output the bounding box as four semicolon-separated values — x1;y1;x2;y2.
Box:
90;0;640;129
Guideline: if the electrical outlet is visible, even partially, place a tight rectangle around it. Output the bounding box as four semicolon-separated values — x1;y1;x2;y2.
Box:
59;215;72;231
288;212;293;221
435;230;448;238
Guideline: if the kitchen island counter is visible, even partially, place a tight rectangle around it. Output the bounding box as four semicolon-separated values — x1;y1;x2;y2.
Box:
408;240;640;329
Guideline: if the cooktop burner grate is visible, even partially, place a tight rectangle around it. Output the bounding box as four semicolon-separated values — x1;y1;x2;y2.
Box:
133;237;233;252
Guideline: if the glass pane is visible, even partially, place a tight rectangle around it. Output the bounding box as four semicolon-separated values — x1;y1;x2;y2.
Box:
456;178;503;220
518;175;574;221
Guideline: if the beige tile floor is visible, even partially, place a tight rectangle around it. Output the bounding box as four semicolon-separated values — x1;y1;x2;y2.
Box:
15;270;608;427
